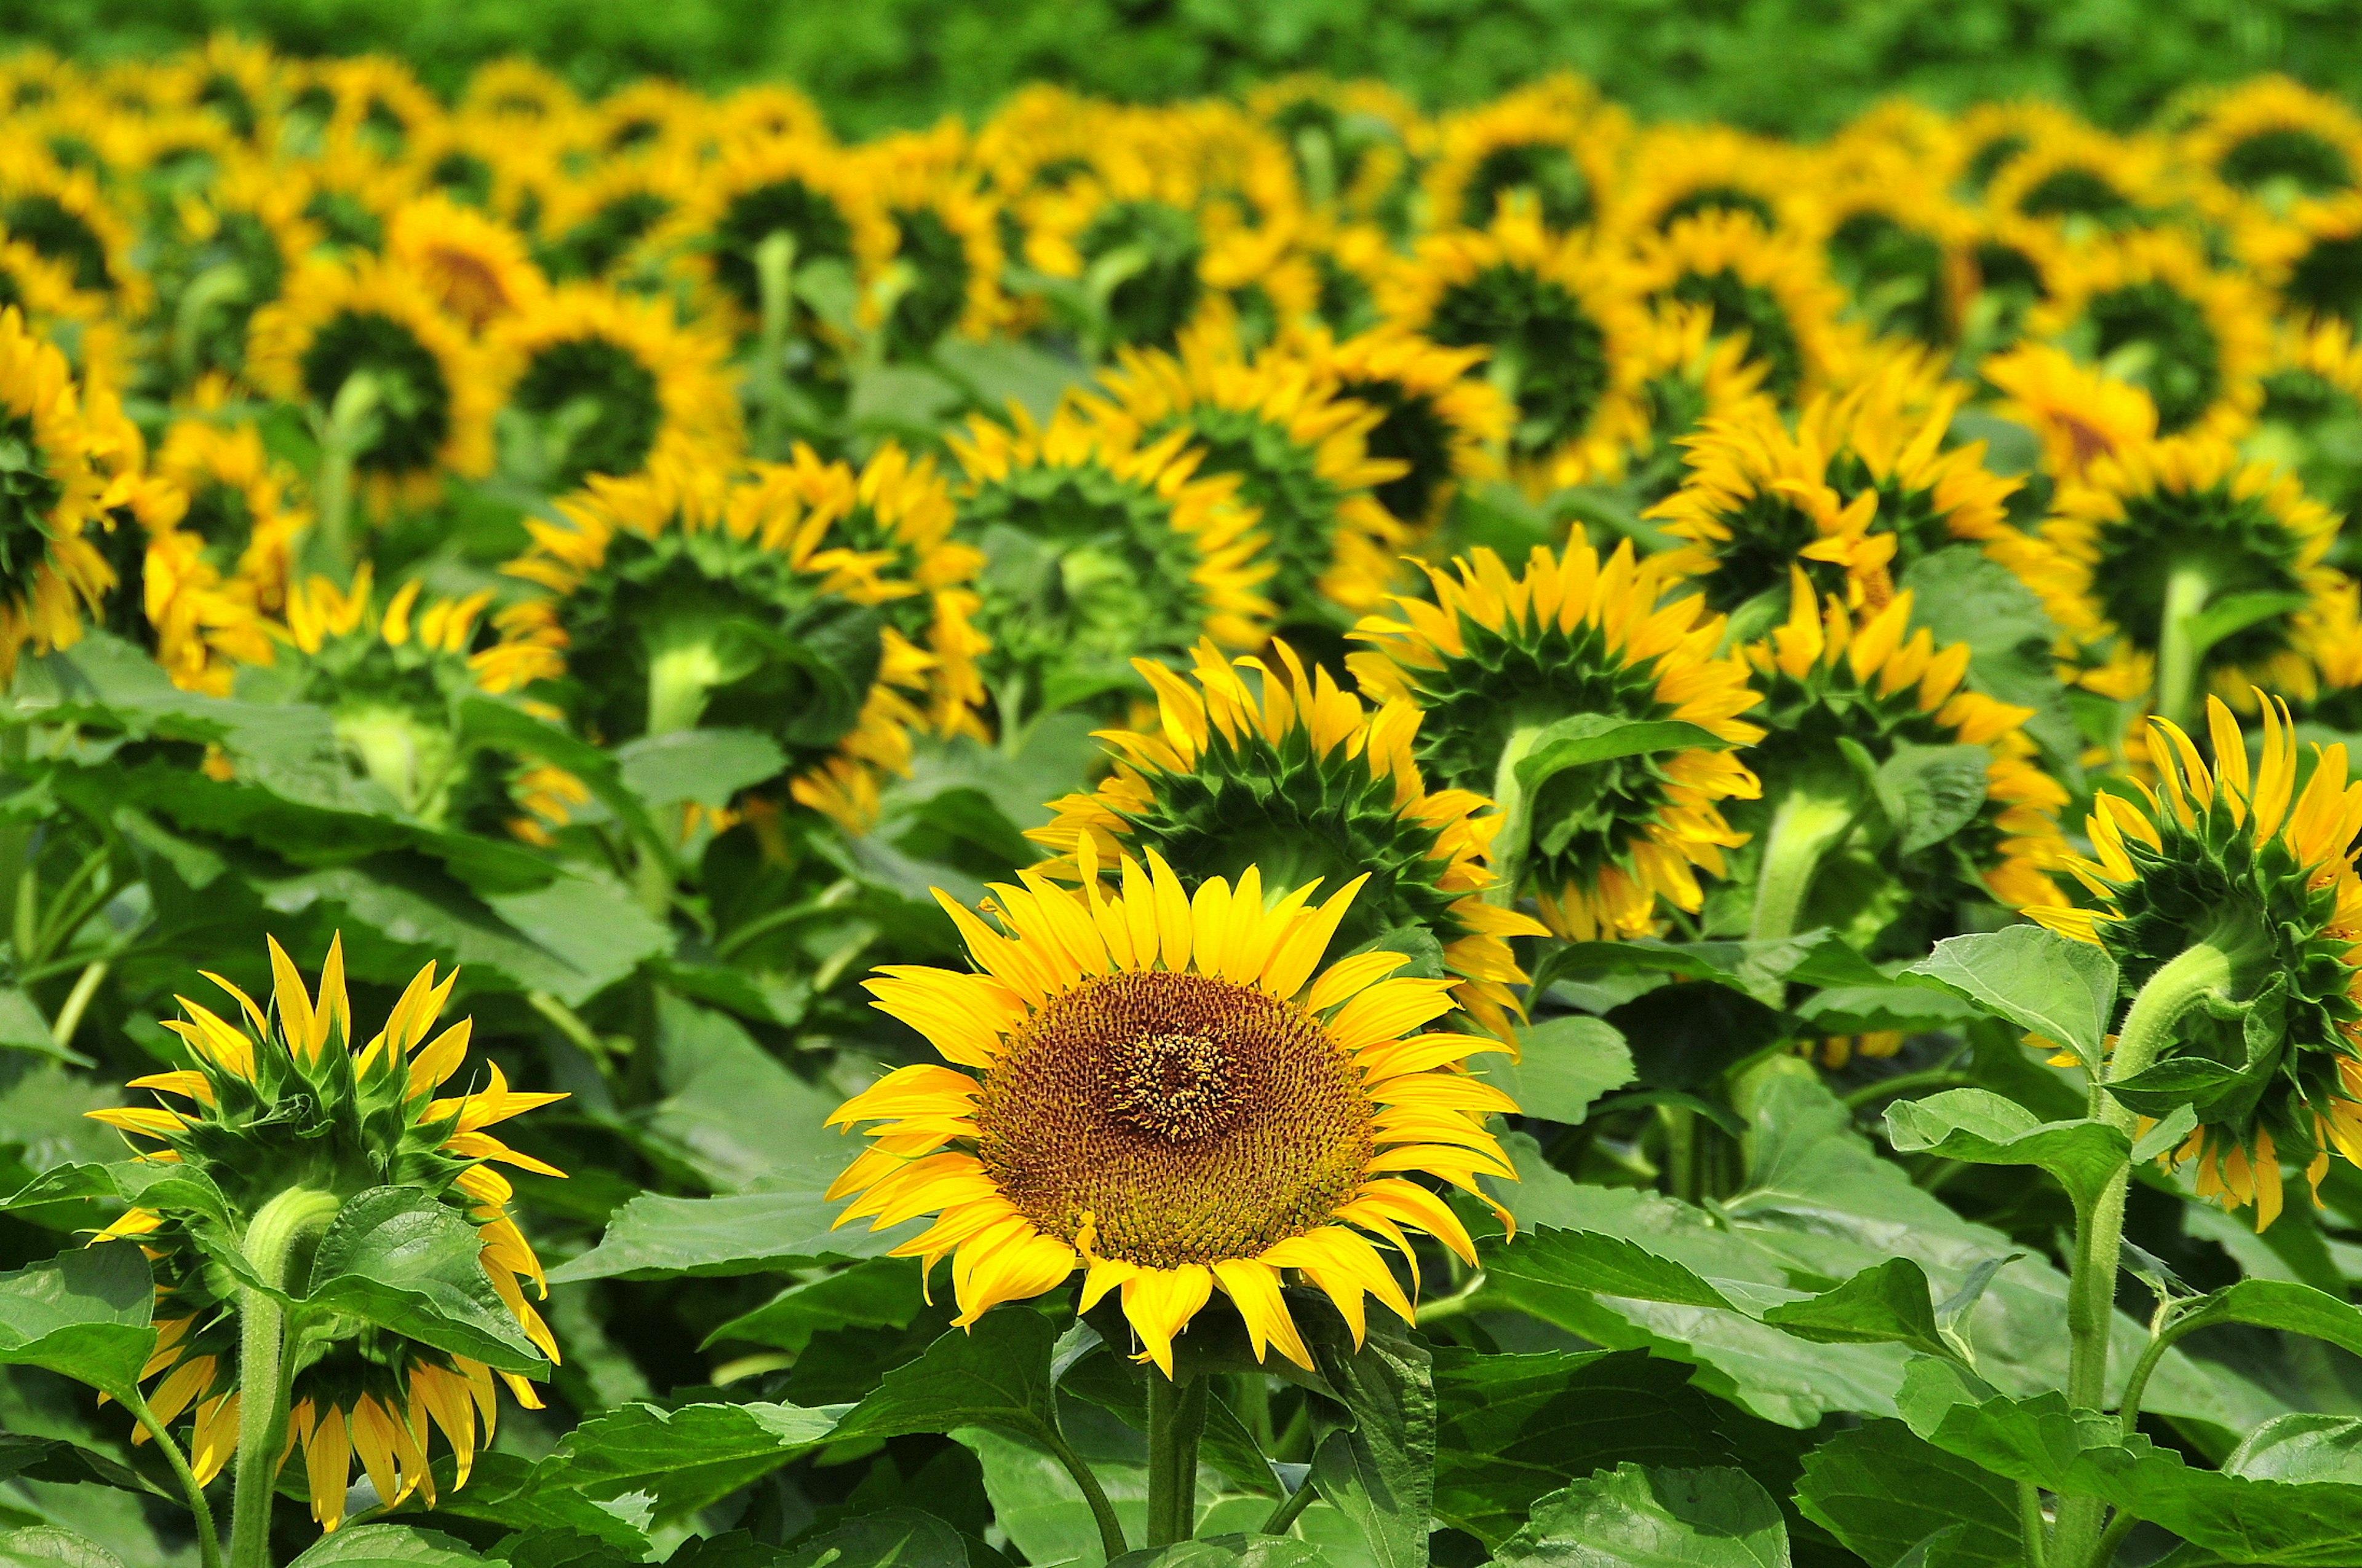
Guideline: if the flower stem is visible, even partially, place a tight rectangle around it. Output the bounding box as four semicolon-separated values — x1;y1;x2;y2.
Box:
50;957;108;1053
1261;1473;1320;1537
1747;782;1858;947
634;640;724;920
313;373;381;579
753;229;798;458
1038;1425;1128;1564
2153;558;2213;730
2017;1479;2049;1568
1482;722;1548;909
1145;1369;1207;1549
122;1385;223;1568
227;1187;342;1568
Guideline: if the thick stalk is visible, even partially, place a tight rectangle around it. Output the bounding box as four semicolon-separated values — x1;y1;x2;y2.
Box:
122;1385;223;1568
753;230;798;458
313;373;381;578
1482;722;1548;909
2153;559;2213;730
1746;785;1858;946
50;957;108;1051
634;642;724;919
2017;1480;2048;1568
226;1187;342;1568
1145;1371;1207;1548
1261;1475;1319;1537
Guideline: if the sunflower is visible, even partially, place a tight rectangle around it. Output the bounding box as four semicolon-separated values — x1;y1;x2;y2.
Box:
669;132;896;340
294;138;413;256
0;157;149;314
2029;697;2362;1230
1199;219;1322;354
1620;124;1808;237
387;194;550;333
1312;327;1510;531
245;256;498;507
1084;327;1407;623
1629;210;1860;407
1804;157;1978;346
1022;177;1216;356
825;859;1514;1372
1960;210;2074;356
87;936;563;1529
0;305;114;682
947;405;1271;725
2045;434;2340;719
459;57;587;130
1984;123;2170;236
154;398;309;613
303;54;441;159
1577;301;1771;507
2028;228;2272;440
1380;205;1649;472
487;282;742;491
1244;75;1422;219
2179;76;2362;217
1348;541;1765;941
1423;82;1628;233
1982;341;2160;487
1952;101;2089;196
153;152;322;381
2245;317;2362;538
0;224;102;332
590;78;712;162
858;129;1011;359
533;153;693;283
2242;190;2362;330
1738;567;2069;949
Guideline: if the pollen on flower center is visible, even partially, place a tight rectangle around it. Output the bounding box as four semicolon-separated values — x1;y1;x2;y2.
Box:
974;969;1373;1270
1110;1031;1239;1142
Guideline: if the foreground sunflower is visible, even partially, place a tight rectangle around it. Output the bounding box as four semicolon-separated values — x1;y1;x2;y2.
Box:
2030;697;2362;1229
87;936;563;1531
1349;541;1765;941
827;861;1513;1372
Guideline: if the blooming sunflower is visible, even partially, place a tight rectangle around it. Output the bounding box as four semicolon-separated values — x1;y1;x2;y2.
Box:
1629;210;1860;407
486;282;742;491
1982;341;2160;487
1578;300;1770;506
2244;317;2362;533
1984;123;2170;236
1313;326;1510;531
2045;434;2339;718
1033;638;1544;1040
1380;205;1648;472
857;128;1010;359
1244;75;1421;219
87;936;563;1529
1348;541;1765;941
947;405;1271;724
2243;189;2362;332
0;157;150;313
1084;328;1408;622
2179;76;2362;218
2029;697;2362;1230
669;132;896;340
245;257;498;508
1738;567;2069;948
1952;101;2088;195
0;304;114;682
154;400;309;613
1422;82;1628;234
826;861;1514;1371
533;153;693;283
386;194;550;334
1620;124;1808;238
2028;228;2272;439
1020;169;1216;356
1803;156;1978;347
153;152;322;381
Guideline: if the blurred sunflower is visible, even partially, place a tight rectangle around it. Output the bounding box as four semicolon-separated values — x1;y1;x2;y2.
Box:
948;405;1271;725
2029;228;2272;439
1982;341;2160;488
1578;301;1770;507
859;127;1009;359
0;157;149;313
153;398;309;613
1952;100;2088;196
1033;639;1543;1040
2243;189;2362;332
533;153;693;284
88;936;562;1530
0;304;114;681
668;132;894;340
2030;698;2362;1230
1805;158;1977;347
1349;541;1764;941
1985;122;2169;236
2244;317;2362;535
1620;124;1807;237
827;863;1514;1371
1630;210;1859;406
153;153;320;382
1023;167;1215;356
1317;327;1511;531
1244;75;1421;219
387;193;549;333
2179;76;2362;217
1423;81;1628;233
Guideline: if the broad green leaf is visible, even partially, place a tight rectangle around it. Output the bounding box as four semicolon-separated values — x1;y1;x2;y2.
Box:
284;1526;490;1566
932;338;1088;423
2183;591;2314;662
629;993;849;1190
1543;930;1885;997
401;1452;650;1558
1898;926;2117;1065
1482;1225;1738;1311
1882;1089;2131;1211
1791;984;1984;1037
523;1399;842;1519
1759;1259;1952;1359
1471;1015;1634;1124
0;1242;154;1397
0;1438;153;1498
613;728;788;810
1874;744;1990;858
703;1256;926;1351
1603;981;1792;1092
1516;715;1728;814
834;1308;1063;1446
2131;1104;2199;1164
959;1425;1147;1568
1792;1420;2022;1568
549;1155;920;1283
1106;1539;1332;1568
1303;1305;1431;1568
2169;1280;2362;1360
0;1528;125;1568
2229;1414;2362;1484
1491;1465;1789;1568
761;1510;974;1568
1898;549;2078;774
0;988;78;1065
303;1188;546;1375
453;695;669;864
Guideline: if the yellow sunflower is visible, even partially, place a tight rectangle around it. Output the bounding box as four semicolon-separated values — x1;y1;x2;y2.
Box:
386;193;551;333
664;132;896;339
827;860;1515;1372
1423;80;1629;233
533;151;696;283
0;304;114;682
2179;75;2362;218
88;936;563;1530
1629;209;1861;407
1981;340;2160;487
0;156;151;314
1311;326;1511;530
156;152;323;382
1573;300;1771;504
1984;122;2171;236
2029;697;2362;1230
1349;541;1765;941
1952;100;2090;195
1620;124;1810;237
486;282;742;490
2245;315;2362;530
857;127;1012;357
1802;151;1978;346
2241;188;2362;330
1243;74;1423;218
154;400;310;613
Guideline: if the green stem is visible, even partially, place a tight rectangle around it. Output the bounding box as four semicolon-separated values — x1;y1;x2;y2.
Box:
2114;1328;2175;1440
1145;1370;1207;1548
1482;722;1548;909
2087;1506;2137;1568
2153;558;2213;730
1747;784;1858;947
171;263;249;386
1413;1270;1488;1327
754;230;798;458
1038;1425;1127;1564
2017;1480;2048;1568
1261;1474;1320;1537
226;1186;342;1568
633;641;723;920
314;373;381;579
50;957;108;1051
122;1385;223;1568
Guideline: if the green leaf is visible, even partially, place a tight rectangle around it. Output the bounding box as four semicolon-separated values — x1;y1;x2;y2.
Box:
1107;1540;1329;1568
2182;591;2315;663
761;1510;974;1568
1874;744;1990;858
629;993;850;1191
1881;1089;2131;1211
0;1438;153;1497
0;1528;126;1568
1792;1420;2022;1568
1303;1305;1431;1568
613;728;788;810
2169;1279;2362;1360
1470;1015;1634;1124
1792;983;1984;1037
285;1526;490;1566
1540;930;1887;997
834;1309;1064;1446
1484;1225;1738;1311
453;695;669;866
1898;926;2118;1065
405;1452;650;1558
1759;1259;1953;1360
702;1257;926;1352
1603;982;1792;1093
547;1155;921;1283
524;1400;842;1520
1491;1465;1790;1568
303;1188;547;1375
0;988;80;1065
1898;548;2078;776
931;338;1087;424
1516;715;1728;793
0;1241;153;1397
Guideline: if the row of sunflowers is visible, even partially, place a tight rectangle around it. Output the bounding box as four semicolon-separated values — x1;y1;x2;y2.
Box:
4;34;2362;1568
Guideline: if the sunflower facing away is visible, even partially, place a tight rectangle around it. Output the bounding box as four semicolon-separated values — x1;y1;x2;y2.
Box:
86;936;563;1530
1349;540;1765;941
2030;696;2362;1230
826;861;1515;1372
0;304;114;681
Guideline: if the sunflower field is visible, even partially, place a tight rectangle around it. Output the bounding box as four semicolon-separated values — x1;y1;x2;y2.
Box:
15;35;2362;1568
